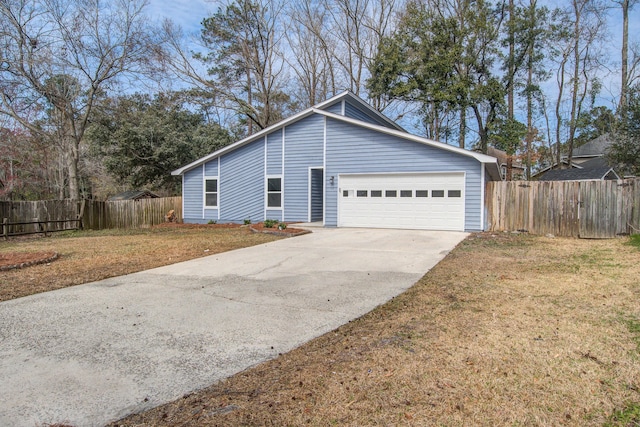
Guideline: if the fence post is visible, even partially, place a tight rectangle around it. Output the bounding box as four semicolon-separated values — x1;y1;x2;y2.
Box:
2;218;7;240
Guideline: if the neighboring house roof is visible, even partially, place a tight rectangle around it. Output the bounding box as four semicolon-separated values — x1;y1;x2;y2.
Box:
533;133;618;180
486;146;525;170
537;166;619;181
172;91;501;180
572;133;614;158
108;190;159;201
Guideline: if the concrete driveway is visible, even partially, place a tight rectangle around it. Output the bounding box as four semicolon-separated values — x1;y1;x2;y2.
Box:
0;227;466;427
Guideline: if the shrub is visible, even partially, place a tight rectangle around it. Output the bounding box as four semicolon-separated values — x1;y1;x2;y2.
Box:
243;219;251;225
263;219;278;228
278;222;287;230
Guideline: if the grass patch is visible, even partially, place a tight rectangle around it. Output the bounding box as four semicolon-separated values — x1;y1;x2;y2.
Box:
625;316;640;352
112;233;640;426
0;225;282;302
605;402;640;427
630;234;640;249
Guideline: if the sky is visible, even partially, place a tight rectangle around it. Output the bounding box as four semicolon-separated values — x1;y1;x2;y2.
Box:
146;0;215;34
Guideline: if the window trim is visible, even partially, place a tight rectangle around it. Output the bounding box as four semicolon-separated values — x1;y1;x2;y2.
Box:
266;175;283;209
204;176;219;208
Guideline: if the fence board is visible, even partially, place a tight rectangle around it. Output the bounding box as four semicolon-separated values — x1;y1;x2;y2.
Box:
486;179;640;238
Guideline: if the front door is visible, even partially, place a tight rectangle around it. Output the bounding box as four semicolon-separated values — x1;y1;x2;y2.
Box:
310;168;324;222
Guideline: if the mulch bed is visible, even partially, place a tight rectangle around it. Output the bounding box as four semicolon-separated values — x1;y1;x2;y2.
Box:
0;251;59;271
155;221;309;236
249;223;309;236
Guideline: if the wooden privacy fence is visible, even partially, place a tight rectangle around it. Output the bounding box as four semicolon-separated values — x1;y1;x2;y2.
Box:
1;197;182;232
81;197;182;229
485;179;640;238
0;199;81;236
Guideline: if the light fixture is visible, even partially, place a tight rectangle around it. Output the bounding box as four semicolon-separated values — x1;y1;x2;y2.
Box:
330;176;335;185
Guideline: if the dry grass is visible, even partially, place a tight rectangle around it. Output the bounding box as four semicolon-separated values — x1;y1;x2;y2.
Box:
0;225;281;302
110;233;640;427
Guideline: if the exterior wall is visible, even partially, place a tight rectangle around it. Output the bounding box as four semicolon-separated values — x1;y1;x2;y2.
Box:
266;130;282;175
344;100;391;128
324;102;343;115
283;114;324;222
324;118;483;231
183;166;204;221
219;140;264;223
204;158;218;176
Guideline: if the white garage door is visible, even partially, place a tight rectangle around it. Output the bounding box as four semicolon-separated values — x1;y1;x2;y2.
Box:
338;172;465;231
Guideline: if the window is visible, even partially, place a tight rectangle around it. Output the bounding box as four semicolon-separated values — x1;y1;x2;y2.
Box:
371;190;382;197
267;177;282;208
448;190;462;198
400;190;412;198
416;190;428;198
205;179;218;207
432;190;445;198
357;190;368;197
343;190;354;197
385;190;397;197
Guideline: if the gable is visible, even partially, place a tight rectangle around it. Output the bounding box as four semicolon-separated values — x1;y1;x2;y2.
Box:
172;92;498;178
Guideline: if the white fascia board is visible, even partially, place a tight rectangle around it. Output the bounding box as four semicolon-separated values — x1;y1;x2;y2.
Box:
171;108;316;176
313;108;500;165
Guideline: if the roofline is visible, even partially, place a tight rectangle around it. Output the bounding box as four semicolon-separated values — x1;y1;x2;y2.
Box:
171;107;317;175
313;109;499;164
172;101;499;176
604;168;621;180
324;91;406;132
172;91;403;176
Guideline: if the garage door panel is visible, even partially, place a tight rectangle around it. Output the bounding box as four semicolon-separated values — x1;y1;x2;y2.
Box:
338;173;465;231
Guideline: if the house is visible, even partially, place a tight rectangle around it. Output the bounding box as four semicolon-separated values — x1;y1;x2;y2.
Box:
171;92;500;231
535;134;620;181
107;190;159;201
486;146;526;181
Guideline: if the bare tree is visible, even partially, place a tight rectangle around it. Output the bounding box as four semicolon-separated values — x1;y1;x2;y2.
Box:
549;0;605;168
163;0;290;135
309;0;400;105
285;0;335;107
0;0;152;199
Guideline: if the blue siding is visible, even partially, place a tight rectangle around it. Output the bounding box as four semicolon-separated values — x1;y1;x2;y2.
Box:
283;115;324;222
324;118;483;231
183;166;203;221
266;130;282;175
203;208;218;222
265;209;283;222
220;141;264;223
325;102;343;115
344;100;390;127
204;159;218;176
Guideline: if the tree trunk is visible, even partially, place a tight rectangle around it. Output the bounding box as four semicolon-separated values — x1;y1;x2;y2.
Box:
459;107;466;149
508;0;515;120
567;0;582;169
66;135;80;200
620;0;629;113
526;16;534;180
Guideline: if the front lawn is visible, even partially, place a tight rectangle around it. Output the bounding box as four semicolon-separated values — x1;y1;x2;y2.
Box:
0;224;282;302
